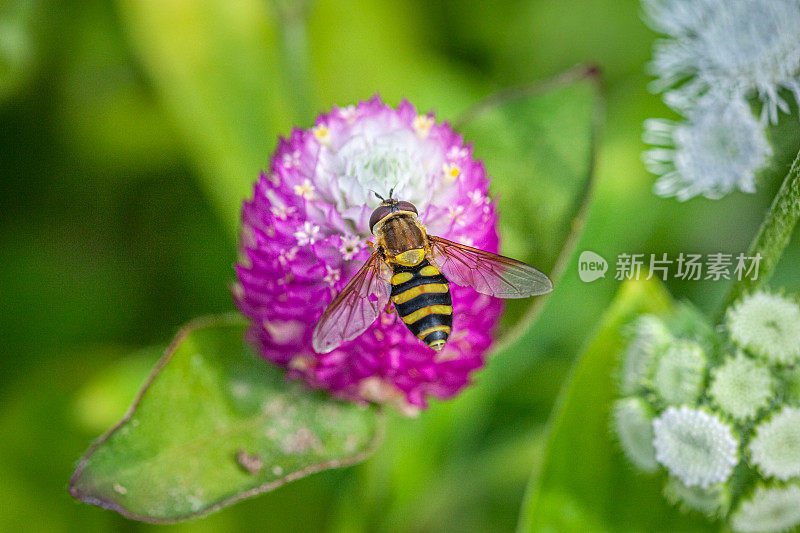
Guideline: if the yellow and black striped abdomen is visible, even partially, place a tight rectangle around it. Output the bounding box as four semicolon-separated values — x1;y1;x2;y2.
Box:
390;259;452;351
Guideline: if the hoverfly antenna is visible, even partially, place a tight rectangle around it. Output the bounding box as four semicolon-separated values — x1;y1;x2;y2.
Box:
369;189;385;201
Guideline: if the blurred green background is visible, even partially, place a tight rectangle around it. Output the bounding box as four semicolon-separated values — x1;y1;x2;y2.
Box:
2;0;799;531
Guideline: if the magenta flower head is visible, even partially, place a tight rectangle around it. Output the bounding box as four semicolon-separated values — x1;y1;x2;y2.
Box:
234;96;506;413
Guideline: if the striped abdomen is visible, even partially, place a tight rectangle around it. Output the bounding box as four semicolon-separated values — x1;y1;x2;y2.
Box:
390;259;452;351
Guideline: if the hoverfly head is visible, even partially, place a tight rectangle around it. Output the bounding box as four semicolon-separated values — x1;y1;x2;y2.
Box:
368;190;419;234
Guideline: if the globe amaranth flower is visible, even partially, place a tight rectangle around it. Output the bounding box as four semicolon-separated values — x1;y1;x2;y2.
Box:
643;96;771;201
233;96;503;412
643;0;800;123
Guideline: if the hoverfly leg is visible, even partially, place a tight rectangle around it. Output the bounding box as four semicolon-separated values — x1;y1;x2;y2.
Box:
385;301;394;314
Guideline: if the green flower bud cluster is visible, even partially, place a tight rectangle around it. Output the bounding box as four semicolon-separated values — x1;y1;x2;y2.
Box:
613;291;800;532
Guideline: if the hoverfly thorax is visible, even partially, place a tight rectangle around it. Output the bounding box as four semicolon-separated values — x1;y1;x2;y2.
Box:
369;198;427;262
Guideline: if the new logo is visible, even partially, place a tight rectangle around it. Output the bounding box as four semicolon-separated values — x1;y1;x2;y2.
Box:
578;250;607;282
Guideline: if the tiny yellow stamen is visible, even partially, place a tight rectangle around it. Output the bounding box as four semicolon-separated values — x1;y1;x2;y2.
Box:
391;272;413;285
293;179;315;200
391;283;449;304
419;265;440;276
443;163;461;182
401;305;453;324
413;115;435;138
288;355;315;371
312;124;330;145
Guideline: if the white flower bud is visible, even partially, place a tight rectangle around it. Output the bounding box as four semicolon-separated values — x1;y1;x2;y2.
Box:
709;353;773;420
620;315;673;395
612;398;659;472
653;406;738;487
663;477;730;518
653;340;707;406
730;483;800;533
749;407;800;481
727;291;800;366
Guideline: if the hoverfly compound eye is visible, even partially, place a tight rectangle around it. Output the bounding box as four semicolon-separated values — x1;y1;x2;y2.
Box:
395;201;418;214
369;205;393;233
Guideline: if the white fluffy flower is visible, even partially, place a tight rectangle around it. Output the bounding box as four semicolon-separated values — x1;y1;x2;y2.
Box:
643;97;771;201
643;0;800;123
749;407;800;481
727;291;800;365
731;484;800;532
653;406;738;487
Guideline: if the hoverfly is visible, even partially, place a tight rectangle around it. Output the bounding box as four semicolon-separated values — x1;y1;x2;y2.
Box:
312;190;553;354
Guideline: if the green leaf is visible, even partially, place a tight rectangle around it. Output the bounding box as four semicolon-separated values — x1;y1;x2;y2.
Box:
517;279;710;532
465;65;603;386
458;65;601;350
70;314;382;523
458;65;600;275
117;0;296;235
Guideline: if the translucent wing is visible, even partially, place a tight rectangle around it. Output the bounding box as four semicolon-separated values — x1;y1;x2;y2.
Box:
312;251;392;353
429;235;553;298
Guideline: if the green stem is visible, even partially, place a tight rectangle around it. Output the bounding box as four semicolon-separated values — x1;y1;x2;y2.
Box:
722;147;800;311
